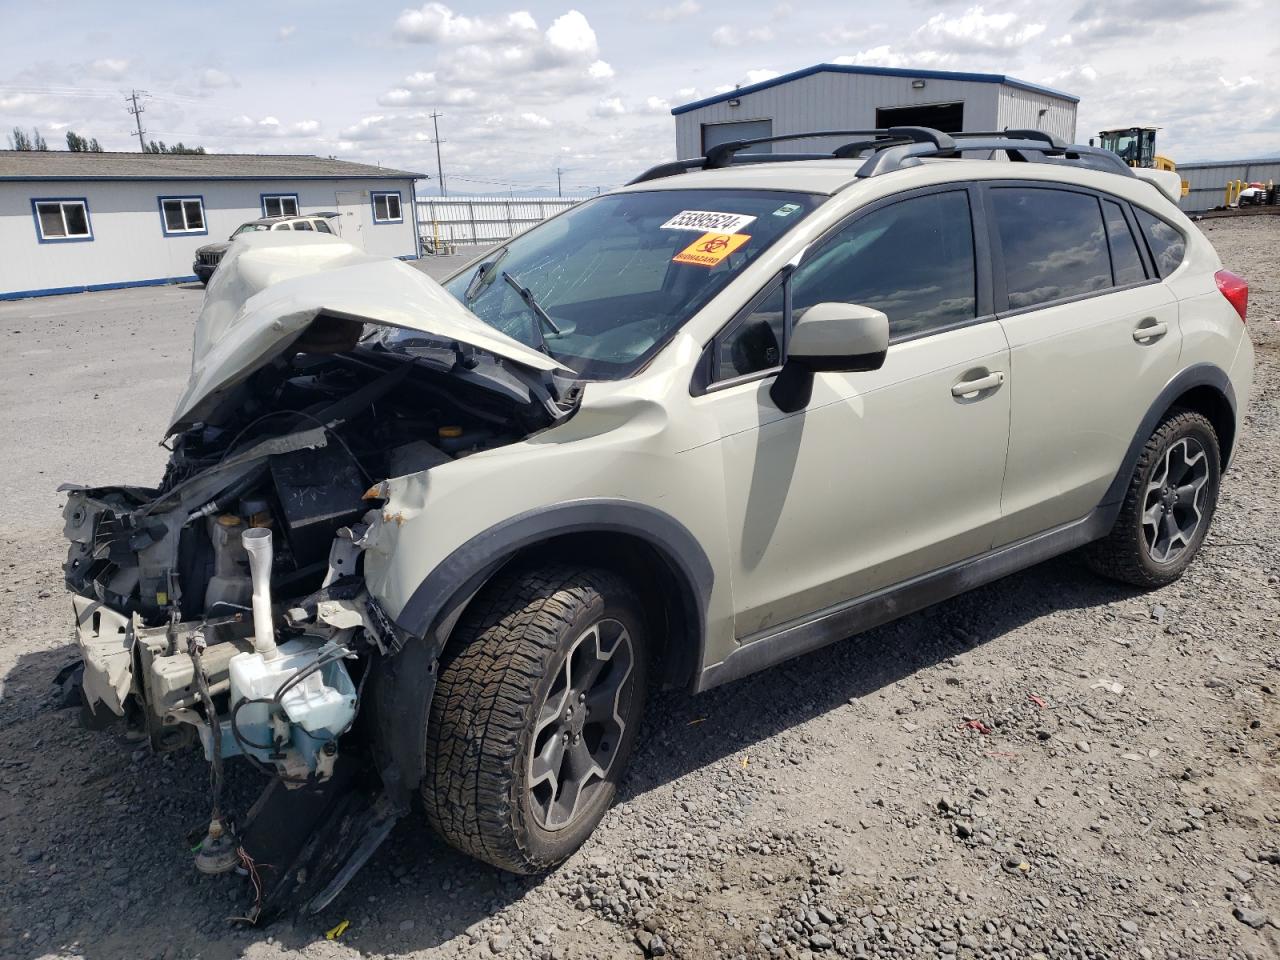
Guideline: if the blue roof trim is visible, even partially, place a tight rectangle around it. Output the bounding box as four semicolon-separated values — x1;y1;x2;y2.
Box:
670;63;1080;116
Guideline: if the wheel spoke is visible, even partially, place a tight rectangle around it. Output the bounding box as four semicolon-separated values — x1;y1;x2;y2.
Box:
529;731;566;791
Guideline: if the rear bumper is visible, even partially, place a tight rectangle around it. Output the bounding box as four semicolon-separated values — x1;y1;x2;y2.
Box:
193;264;215;283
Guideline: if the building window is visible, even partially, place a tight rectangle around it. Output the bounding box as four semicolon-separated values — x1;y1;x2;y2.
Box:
262;194;299;218
158;196;207;236
32;199;93;242
371;191;403;223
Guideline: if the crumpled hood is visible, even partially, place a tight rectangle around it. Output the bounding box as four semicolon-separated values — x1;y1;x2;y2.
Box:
169;232;563;433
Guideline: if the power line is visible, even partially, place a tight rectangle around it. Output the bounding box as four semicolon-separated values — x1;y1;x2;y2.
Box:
125;89;148;151
429;111;446;197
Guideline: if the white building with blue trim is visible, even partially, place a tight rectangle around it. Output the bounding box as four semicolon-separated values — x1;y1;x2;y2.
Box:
672;63;1079;160
0;151;425;300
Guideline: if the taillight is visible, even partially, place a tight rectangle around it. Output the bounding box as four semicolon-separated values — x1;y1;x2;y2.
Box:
1215;269;1248;322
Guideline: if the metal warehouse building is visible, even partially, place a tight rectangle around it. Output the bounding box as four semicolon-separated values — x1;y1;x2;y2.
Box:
673;63;1078;159
0;152;424;300
1176;157;1280;213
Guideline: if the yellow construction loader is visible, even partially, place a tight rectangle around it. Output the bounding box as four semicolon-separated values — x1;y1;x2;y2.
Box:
1095;127;1190;196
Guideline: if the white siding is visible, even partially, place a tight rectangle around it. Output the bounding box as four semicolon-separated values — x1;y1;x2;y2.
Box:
994;88;1077;142
675;72;1077;159
0;176;419;299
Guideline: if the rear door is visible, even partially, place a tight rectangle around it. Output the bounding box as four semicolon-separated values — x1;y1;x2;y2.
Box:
987;184;1181;544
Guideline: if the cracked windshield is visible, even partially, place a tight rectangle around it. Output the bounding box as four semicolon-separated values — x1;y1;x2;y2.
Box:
431;189;819;379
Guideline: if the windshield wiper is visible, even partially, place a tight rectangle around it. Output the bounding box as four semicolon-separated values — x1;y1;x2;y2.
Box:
502;271;562;336
462;247;508;303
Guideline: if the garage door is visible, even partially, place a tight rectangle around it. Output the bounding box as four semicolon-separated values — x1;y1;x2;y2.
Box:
701;119;773;156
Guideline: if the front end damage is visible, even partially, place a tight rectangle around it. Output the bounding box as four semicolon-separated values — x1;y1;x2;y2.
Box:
58;233;573;920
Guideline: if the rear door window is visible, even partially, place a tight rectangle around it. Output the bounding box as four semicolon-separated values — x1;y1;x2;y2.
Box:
1133;208;1186;277
991;187;1111;310
1102;200;1147;285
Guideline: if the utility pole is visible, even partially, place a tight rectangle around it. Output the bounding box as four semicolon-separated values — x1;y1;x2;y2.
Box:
125;90;148;151
429;112;446;196
556;167;563;197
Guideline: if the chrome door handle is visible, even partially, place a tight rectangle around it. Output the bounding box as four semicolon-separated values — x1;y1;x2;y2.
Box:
1133;319;1168;342
951;371;1005;397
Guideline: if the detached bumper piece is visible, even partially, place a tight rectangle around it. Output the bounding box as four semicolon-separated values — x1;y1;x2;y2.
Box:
235;758;404;922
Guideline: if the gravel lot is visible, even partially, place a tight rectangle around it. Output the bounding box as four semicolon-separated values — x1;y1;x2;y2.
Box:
0;220;1275;960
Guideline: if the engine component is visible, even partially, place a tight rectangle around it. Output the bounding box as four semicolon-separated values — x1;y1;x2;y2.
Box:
242;527;280;661
269;443;366;566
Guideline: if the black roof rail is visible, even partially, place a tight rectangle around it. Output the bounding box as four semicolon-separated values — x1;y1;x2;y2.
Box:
703;129;890;169
954;129;1067;150
626;126;1134;185
856;137;1135;178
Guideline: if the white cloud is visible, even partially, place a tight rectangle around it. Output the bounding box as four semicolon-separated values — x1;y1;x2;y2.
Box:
277;25;296;41
744;68;781;85
916;6;1045;52
710;24;775;47
832;46;955;69
639;95;671;114
545;10;597;55
89;58;129;79
591;96;626;117
394;3;539;44
647;0;700;21
379;7;612;108
198;68;236;89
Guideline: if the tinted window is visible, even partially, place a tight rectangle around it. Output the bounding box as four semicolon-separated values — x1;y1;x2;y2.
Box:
715;191;976;380
1133;208;1185;277
390;189;820;381
314;220;333;234
1102;200;1146;285
716;283;785;380
292;220;314;231
993;188;1110;309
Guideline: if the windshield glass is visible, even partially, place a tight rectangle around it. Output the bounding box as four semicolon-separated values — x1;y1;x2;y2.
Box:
231;223;271;237
384;189;820;380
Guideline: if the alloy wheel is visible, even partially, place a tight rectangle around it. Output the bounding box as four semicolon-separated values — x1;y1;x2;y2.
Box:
527;618;635;830
1141;437;1210;564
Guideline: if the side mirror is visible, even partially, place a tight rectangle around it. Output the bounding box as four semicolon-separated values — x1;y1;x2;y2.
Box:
770;303;889;412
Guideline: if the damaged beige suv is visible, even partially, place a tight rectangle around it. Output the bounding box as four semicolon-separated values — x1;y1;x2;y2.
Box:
61;128;1253;919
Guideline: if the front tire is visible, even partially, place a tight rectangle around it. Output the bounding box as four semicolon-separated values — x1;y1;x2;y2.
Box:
422;564;648;873
1086;410;1221;587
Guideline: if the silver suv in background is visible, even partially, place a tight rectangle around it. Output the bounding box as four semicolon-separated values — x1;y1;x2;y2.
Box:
192;212;341;283
60;127;1252;919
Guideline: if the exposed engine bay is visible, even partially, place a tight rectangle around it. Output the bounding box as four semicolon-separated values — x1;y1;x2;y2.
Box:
58;233;575;920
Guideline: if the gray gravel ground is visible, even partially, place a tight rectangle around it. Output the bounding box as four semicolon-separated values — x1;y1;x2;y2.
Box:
0;221;1275;960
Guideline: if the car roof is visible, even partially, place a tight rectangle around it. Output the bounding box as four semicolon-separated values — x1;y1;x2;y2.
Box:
612;155;1178;213
246;212;340;225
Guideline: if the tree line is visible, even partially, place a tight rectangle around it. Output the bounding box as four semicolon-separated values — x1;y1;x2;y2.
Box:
7;126;204;154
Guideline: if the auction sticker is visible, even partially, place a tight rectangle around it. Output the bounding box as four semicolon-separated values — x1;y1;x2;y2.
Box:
672;232;751;267
661;210;757;233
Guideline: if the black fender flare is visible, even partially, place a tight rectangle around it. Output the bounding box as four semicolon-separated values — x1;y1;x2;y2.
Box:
369;499;714;795
1097;362;1235;521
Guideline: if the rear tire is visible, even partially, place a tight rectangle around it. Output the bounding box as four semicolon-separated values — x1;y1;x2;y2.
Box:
422;564;648;873
1085;410;1220;587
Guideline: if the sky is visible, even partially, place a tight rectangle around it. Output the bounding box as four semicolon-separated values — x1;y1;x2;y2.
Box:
1;0;1276;196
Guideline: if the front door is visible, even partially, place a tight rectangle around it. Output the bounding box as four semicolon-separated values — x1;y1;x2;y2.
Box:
986;185;1183;544
335;190;371;249
700;187;1012;638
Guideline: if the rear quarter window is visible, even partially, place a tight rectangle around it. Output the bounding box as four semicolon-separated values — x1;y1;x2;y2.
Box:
1133;207;1186;277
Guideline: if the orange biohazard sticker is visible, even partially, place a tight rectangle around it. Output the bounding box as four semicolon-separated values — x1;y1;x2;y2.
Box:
673;232;751;267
